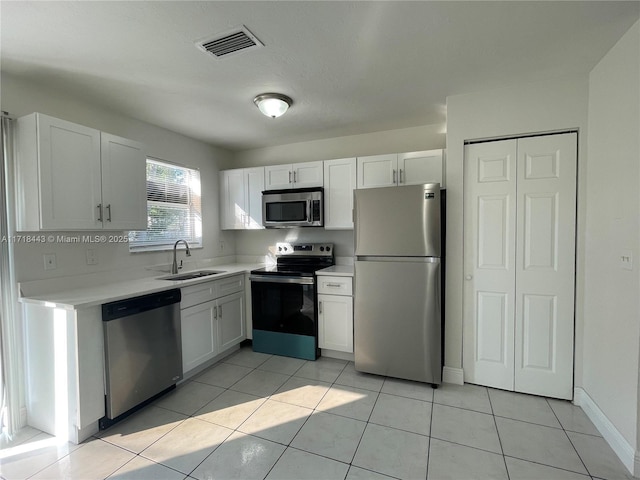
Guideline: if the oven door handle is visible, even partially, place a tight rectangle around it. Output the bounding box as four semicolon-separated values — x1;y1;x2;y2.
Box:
249;275;315;285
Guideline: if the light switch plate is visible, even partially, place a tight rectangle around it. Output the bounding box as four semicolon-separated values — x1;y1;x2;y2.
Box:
620;250;633;271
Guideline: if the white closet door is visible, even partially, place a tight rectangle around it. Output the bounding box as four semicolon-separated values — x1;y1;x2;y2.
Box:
514;133;576;399
463;140;517;391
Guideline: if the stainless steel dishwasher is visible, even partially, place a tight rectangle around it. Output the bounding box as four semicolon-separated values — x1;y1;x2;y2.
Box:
101;289;182;428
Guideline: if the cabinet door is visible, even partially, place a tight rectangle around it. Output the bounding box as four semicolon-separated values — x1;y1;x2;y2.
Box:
181;302;217;374
318;294;353;353
323;158;356;229
101;133;147;230
220;169;246;230
293;161;323;188
357;154;398;188
245;167;265;229
217;291;245;352
37;114;102;230
265;164;293;190
398;150;444;187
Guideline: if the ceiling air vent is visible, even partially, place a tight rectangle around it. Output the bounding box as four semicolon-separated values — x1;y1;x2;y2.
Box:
196;26;263;59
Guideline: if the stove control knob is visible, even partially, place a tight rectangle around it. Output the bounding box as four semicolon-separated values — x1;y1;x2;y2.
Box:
278;246;282;252
320;246;324;252
326;246;331;252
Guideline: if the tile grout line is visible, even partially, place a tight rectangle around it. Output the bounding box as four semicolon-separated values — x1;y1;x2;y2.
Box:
486;387;511;480
546;397;594;479
424;383;436;480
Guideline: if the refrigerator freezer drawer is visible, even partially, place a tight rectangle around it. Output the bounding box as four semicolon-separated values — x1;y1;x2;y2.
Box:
354;258;441;384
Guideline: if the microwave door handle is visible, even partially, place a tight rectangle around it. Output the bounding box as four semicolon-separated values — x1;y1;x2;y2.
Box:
307;199;311;222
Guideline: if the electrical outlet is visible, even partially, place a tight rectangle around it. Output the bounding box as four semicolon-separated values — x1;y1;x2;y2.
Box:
86;249;98;265
43;253;57;270
620;250;633;271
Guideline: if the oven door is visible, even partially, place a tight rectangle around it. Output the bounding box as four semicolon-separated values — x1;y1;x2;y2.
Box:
249;275;319;360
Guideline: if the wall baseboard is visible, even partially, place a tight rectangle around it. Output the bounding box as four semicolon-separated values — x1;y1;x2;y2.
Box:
573;387;637;476
443;366;464;385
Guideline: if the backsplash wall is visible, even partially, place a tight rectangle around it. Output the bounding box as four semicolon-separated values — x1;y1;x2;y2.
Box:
234;229;354;262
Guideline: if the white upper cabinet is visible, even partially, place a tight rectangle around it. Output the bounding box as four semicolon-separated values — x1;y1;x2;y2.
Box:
220;169;246;230
398;149;444;187
323;157;356;229
220;167;264;230
357;154;397;189
357;150;444;189
16;113;147;231
100;133;147;230
264;161;323;190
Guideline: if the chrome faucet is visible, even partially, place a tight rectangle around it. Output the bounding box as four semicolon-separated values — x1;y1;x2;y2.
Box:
171;239;191;274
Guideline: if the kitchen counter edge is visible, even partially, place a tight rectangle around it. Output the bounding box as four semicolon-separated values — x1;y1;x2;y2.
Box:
316;265;354;277
19;263;263;311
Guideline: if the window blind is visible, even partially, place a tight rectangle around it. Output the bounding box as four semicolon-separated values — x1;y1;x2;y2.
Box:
129;158;202;251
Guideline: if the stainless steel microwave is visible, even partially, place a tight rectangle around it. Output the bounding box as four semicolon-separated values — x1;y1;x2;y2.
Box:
262;187;324;228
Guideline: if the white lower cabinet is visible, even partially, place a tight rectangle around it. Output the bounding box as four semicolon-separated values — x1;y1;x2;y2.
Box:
181;301;218;373
317;275;353;353
180;274;245;375
217;291;245;351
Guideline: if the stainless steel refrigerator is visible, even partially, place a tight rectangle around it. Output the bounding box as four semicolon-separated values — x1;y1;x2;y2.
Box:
354;183;442;385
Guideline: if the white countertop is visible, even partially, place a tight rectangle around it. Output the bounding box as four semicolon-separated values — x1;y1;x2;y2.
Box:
316;265;354;277
19;263;263;310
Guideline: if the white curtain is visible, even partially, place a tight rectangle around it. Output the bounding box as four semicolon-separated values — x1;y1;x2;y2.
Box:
0;113;23;440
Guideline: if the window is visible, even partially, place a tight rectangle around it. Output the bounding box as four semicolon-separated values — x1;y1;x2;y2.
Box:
128;158;202;251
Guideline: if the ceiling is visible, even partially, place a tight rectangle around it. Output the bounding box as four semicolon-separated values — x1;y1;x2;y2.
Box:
1;1;638;151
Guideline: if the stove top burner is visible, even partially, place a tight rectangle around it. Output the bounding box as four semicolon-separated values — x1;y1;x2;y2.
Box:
251;242;335;277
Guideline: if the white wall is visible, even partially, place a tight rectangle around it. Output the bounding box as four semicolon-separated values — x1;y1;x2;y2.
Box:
583;19;639;454
445;74;589;374
233;124;445;168
1;73;235;282
232;123;445;258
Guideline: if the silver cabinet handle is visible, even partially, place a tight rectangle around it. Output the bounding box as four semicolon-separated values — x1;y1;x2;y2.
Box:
97;204;103;222
319;301;322;314
293;171;297;183
465;275;473;280
399;168;404;184
218;305;222;318
393;169;397;184
214;306;217;319
288;171;292;183
326;283;342;288
106;204;112;222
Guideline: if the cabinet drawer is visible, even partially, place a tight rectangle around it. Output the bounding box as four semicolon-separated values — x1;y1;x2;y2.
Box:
181;281;217;309
317;276;352;296
215;274;244;297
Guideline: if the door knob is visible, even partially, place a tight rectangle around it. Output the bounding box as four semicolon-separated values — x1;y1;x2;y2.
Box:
465;275;473;280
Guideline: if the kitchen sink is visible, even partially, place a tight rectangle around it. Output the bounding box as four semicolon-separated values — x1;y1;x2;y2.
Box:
158;270;226;281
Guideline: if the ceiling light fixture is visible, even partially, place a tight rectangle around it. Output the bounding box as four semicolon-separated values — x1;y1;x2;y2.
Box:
253;93;292;118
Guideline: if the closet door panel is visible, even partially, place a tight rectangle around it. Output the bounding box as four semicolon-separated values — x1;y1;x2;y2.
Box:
514;133;577;400
463;140;517;391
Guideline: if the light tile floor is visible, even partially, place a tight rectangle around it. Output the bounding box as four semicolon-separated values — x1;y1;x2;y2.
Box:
0;346;634;480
